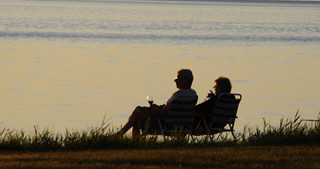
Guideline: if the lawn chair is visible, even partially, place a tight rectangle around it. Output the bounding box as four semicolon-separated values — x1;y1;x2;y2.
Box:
201;93;242;141
145;94;198;140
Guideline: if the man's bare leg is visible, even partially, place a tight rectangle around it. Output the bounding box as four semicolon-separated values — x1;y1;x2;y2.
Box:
117;106;148;136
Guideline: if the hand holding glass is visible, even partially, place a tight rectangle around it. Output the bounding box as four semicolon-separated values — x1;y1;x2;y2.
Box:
147;96;153;106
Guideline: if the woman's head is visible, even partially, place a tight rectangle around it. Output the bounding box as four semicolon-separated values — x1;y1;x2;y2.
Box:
214;76;232;96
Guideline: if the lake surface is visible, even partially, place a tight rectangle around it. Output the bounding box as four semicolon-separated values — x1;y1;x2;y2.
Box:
1;0;320;132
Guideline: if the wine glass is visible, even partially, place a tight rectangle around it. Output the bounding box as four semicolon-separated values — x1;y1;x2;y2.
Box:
147;96;153;106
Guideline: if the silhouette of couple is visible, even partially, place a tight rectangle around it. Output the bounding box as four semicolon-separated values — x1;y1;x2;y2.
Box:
117;69;233;137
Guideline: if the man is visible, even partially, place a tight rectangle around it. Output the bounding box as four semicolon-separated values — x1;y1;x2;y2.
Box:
117;69;198;137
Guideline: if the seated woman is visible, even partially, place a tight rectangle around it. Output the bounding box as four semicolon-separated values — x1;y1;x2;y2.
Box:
193;76;234;134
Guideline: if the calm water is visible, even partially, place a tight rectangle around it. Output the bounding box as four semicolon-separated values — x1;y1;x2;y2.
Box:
1;0;320;132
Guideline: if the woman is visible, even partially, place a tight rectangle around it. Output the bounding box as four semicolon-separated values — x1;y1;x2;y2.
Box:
193;76;233;134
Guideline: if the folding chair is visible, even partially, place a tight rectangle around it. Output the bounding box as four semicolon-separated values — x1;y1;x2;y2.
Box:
201;93;242;141
146;94;198;140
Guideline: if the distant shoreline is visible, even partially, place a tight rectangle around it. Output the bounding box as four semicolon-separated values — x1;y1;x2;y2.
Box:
30;0;320;4
160;0;320;4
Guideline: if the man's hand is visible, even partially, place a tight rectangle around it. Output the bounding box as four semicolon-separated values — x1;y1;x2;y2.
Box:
150;104;161;108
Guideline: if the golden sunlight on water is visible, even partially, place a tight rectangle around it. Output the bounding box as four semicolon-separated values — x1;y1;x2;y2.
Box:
1;38;319;131
1;0;320;133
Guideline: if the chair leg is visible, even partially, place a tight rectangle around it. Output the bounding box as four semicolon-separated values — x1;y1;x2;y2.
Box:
187;130;194;142
229;123;237;141
208;123;215;141
190;132;194;142
209;135;214;142
186;134;190;142
231;131;236;141
201;116;213;141
202;116;210;133
157;118;166;140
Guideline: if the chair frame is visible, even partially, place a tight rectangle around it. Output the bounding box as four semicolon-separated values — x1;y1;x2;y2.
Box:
145;95;198;140
200;93;242;141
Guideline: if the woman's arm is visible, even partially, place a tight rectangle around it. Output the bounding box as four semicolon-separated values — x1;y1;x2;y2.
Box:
195;98;215;113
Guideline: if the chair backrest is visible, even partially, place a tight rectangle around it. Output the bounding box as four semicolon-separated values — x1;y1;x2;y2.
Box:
211;93;242;124
165;95;198;126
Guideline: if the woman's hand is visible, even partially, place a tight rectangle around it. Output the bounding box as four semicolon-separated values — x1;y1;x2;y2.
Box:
206;90;215;98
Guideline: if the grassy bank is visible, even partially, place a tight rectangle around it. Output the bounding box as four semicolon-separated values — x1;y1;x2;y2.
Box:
0;146;319;169
0;111;319;168
0;111;319;151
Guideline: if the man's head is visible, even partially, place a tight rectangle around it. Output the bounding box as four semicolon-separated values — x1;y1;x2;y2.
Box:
174;69;193;89
214;76;232;96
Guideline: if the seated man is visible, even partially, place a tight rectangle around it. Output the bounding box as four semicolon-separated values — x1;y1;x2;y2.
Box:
193;76;234;134
117;69;198;137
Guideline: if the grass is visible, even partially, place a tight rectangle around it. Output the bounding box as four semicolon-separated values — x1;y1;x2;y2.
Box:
241;110;320;146
0;111;319;151
0;111;319;168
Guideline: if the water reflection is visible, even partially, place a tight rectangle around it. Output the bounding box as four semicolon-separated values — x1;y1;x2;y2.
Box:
1;0;320;132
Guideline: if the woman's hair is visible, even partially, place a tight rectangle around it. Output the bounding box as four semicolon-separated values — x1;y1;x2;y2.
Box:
215;76;232;93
